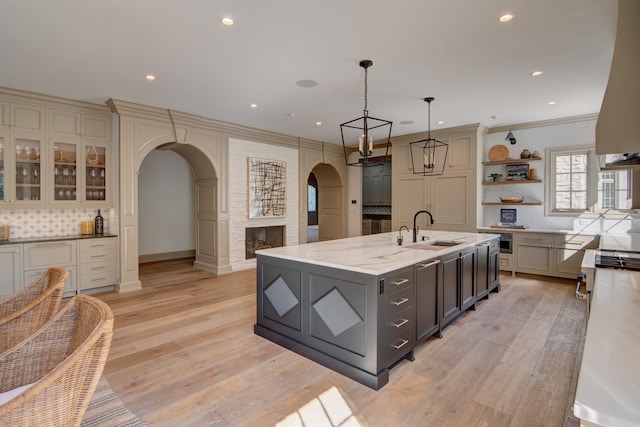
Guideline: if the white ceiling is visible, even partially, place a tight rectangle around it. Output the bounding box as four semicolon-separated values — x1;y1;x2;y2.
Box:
0;0;618;145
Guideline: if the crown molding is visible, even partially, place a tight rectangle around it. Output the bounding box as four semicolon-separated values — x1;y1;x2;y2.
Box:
487;113;598;134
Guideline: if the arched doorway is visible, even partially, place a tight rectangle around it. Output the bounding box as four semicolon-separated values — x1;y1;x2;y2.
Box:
307;172;318;242
138;149;196;262
308;163;343;242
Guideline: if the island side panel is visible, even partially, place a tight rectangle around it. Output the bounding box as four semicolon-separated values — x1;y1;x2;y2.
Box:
255;253;386;389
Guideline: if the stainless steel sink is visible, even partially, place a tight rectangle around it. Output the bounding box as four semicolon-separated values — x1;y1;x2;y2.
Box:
402;240;461;251
432;240;459;247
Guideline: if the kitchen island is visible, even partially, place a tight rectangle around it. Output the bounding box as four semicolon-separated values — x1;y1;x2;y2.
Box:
254;230;499;389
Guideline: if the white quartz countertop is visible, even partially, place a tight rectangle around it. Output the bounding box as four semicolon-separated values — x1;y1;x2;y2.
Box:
476;226;599;235
599;232;640;252
574;268;640;427
257;230;498;275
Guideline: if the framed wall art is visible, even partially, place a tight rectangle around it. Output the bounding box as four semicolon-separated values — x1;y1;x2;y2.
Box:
500;208;517;224
506;163;529;181
248;158;286;218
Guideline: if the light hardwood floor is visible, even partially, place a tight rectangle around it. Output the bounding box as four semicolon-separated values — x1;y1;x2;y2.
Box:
94;258;585;427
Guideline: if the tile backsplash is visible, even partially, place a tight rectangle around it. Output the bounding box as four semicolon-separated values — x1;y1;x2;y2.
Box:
0;207;116;239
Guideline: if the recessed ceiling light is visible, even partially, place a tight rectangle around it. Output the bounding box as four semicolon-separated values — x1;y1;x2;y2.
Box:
315;121;322;126
296;79;318;88
221;17;234;26
250;104;258;108
286;113;295;117
437;121;445;125
531;71;544;77
548;101;556;105
399;121;415;125
145;74;156;81
499;13;515;23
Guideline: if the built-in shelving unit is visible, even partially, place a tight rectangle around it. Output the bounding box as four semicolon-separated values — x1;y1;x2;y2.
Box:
482;157;543;206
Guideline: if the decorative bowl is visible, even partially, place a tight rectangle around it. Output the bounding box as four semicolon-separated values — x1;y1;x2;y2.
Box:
500;196;523;203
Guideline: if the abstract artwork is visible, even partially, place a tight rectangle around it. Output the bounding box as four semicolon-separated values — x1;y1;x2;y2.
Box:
248;158;286;218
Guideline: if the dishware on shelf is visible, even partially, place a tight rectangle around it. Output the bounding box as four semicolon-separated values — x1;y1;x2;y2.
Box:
488;144;509;162
500;196;524;203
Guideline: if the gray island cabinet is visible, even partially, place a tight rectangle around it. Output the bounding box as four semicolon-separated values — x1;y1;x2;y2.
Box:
254;231;499;389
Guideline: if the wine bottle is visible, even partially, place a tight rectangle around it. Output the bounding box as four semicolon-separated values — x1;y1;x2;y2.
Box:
94;209;104;235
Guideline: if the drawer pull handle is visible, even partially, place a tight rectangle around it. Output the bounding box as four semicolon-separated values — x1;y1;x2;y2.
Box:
417;260;441;268
393;318;409;328
91;266;106;271
391;297;409;306
391;278;409;286
91;254;106;259
90;244;106;248
524;238;543;241
392;339;409;350
92;277;106;282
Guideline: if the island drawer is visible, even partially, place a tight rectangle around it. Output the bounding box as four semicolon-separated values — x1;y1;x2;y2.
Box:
386;309;414;339
383;268;413;295
385;286;413;319
385;307;415;362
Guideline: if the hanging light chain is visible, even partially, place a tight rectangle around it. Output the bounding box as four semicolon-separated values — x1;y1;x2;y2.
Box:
363;65;368;115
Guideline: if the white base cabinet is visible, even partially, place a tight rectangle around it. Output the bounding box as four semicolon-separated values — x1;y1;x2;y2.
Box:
0;236;117;300
78;238;117;291
514;232;599;279
0;244;23;298
23;240;77;296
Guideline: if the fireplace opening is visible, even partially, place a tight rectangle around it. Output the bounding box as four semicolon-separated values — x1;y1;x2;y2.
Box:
245;226;285;259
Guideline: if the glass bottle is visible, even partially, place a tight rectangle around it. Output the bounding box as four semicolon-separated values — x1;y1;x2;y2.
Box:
94;209;104;235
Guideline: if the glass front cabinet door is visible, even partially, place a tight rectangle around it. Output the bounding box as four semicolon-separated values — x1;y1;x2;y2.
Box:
0;133;43;205
50;139;109;205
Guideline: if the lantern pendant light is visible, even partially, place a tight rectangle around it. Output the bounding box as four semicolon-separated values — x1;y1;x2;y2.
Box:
409;97;448;176
340;60;392;167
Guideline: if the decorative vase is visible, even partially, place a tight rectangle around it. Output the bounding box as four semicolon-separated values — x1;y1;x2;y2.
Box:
520;149;531;159
531;150;541;159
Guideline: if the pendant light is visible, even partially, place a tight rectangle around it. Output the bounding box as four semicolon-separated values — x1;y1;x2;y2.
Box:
505;130;517;144
409;97;449;176
340;60;392;167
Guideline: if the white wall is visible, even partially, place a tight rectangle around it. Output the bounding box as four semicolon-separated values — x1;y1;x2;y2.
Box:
483;118;639;233
228;138;299;271
138;150;196;256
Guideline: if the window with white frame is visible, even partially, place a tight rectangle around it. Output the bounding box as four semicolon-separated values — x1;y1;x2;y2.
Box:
546;147;632;215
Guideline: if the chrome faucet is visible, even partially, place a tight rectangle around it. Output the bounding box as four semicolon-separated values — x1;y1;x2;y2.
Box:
397;225;409;245
413;210;434;242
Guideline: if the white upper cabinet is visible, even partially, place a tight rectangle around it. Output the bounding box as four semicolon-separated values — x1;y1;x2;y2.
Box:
0;89;112;207
48;109;110;142
443;136;474;171
1;100;45;133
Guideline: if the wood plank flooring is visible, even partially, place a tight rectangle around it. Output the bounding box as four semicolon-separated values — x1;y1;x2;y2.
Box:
93;258;585;427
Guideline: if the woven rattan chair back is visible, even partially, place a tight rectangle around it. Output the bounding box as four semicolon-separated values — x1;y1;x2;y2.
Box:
0;266;68;353
0;295;114;426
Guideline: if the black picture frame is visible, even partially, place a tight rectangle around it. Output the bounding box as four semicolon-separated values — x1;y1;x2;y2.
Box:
500;208;517;224
506;163;529;181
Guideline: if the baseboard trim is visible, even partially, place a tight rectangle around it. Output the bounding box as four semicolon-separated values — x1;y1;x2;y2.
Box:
139;250;196;264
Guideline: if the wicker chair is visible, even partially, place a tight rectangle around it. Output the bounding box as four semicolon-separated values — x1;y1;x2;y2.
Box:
0;266;68;354
0;295;114;426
